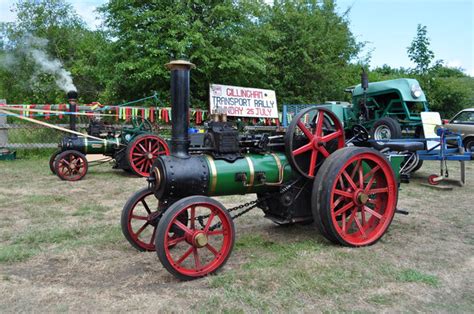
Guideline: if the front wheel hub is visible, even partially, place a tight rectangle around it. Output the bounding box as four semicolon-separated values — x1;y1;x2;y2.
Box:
193;232;208;248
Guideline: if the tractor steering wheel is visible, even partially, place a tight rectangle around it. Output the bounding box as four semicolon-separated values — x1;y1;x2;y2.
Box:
351;124;369;143
132;117;153;132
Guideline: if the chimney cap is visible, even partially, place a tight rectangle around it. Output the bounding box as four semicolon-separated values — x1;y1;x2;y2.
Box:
165;60;196;71
67;90;78;100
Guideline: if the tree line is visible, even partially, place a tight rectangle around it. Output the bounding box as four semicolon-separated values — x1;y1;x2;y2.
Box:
0;0;472;117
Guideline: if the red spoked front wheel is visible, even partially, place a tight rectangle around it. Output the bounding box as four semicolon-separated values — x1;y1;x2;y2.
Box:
54;150;88;181
155;196;235;281
285;107;345;178
121;187;162;251
126;134;169;177
312;147;398;246
121;187;187;251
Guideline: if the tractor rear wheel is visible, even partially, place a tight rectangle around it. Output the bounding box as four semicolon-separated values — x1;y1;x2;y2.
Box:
371;117;402;142
155;196;235;280
126;134;169;177
54;150;88;181
312;147;398;246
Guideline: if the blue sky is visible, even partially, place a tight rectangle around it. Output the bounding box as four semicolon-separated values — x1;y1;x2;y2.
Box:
1;0;472;75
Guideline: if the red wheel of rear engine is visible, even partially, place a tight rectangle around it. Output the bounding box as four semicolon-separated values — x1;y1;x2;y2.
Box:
126;134;169;177
121;187;187;251
155;196;235;280
285;107;345;179
313;147;397;246
54;150;88;181
428;174;440;185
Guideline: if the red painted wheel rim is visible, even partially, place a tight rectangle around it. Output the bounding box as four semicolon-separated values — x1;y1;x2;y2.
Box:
329;152;397;245
163;202;233;277
129;136;169;177
127;190;160;251
291;108;345;178
57;153;87;181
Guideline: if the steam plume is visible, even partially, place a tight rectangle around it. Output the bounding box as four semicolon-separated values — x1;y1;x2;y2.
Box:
1;34;77;92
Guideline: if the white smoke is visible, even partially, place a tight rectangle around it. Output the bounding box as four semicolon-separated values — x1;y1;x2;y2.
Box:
1;34;77;92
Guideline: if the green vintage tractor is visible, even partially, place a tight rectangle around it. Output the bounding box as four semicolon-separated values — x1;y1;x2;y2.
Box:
284;75;430;141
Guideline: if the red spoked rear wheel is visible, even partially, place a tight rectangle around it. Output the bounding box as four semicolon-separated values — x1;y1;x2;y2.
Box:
126;134;169;177
285;107;345;178
155;196;235;281
54;150;88;181
312;147;398;246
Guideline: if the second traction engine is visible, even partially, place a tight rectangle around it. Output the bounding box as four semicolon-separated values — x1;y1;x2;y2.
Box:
122;60;401;280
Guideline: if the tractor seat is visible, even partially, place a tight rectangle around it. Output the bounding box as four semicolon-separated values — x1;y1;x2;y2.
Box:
374;141;425;152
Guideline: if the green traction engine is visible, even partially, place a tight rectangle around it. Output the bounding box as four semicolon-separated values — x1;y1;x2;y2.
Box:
122;60;404;280
49;92;169;181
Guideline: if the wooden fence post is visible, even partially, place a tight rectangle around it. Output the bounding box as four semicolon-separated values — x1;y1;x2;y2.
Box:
0;99;7;148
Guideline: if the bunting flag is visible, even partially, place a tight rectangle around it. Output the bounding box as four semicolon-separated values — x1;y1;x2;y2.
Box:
0;103;284;126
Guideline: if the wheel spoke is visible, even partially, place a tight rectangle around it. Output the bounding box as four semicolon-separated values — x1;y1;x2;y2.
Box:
368;187;389;194
131;214;148;220
190;206;196;229
354;216;367;237
193;247;201;269
345;209;357;232
173;219;193;236
334;189;352;198
314;112;324;136
141;200;151;214
342;171;358;190
293;143;312;156
135;222;149;236
176;246;193;265
297;121;314;139
149;225;157;245
321;130;342;143
318;145;330;157
365;175;377;192
350;160;362;182
207;230;224;236
363;165;381;181
363;205;383;219
206;243;219;256
358;163;364;188
308;150;317;177
334;201;355;216
138;143;147;152
167;235;185;247
204;212;216;233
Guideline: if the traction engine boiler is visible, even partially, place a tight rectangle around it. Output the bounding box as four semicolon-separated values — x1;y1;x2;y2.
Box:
122;60;401;280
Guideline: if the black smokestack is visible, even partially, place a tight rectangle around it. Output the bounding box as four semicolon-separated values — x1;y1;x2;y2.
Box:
67;90;78;132
166;60;195;158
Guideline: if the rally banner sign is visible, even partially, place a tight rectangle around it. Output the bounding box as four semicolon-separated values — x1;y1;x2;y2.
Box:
209;84;278;118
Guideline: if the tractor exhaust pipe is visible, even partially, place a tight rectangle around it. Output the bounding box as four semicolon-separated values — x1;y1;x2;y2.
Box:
166;60;195;158
67;90;78;133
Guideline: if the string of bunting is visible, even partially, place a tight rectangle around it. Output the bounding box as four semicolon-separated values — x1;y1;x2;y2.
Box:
0;103;281;125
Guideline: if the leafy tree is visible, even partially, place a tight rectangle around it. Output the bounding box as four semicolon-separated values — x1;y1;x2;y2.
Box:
98;0;269;107
261;0;361;104
407;24;434;74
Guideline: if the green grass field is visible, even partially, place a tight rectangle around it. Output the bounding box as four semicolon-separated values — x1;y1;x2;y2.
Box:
0;157;473;312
